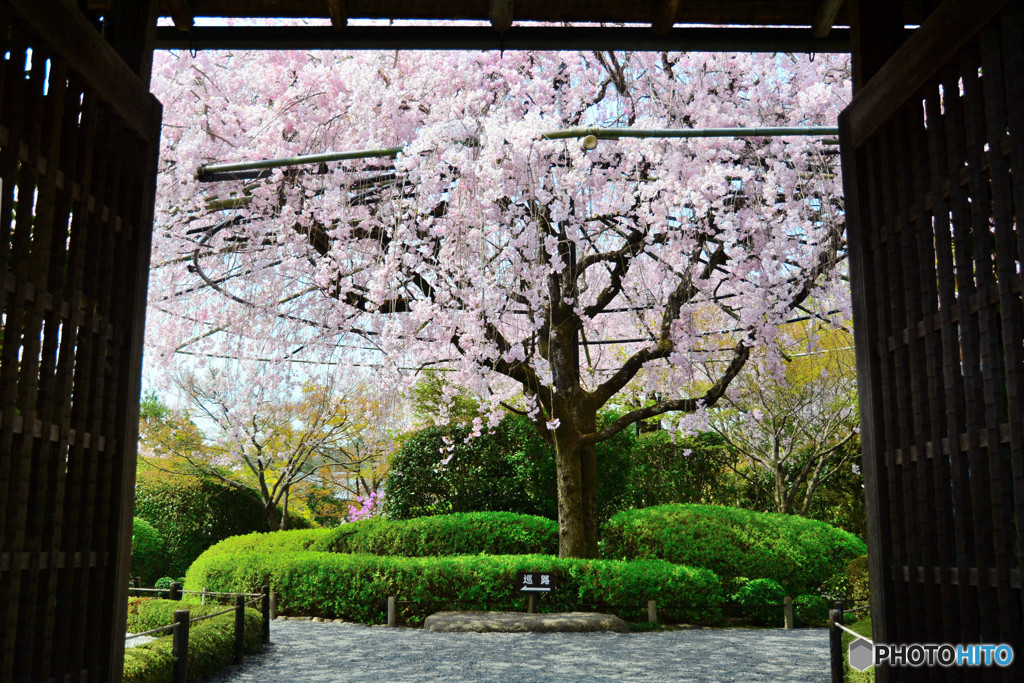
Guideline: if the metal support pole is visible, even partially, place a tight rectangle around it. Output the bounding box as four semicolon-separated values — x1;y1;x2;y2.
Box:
172;609;190;683
527;594;535;614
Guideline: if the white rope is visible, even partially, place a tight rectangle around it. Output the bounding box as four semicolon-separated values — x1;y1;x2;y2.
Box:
835;621;872;642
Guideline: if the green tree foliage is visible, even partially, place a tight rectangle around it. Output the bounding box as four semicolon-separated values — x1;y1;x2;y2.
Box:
620;431;744;509
385;414;632;522
130;517;167;586
133;463;280;577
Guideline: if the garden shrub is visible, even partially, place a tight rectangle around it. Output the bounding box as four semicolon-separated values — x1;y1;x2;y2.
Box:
733;578;786;625
153;577;175;591
793;594;830;627
601;504;867;595
311;512;558;557
131;517;166;586
123;598;262;683
185;545;725;625
847;554;870;603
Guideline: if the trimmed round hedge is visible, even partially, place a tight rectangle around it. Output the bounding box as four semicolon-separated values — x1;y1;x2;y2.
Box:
185;541;724;625
601;504;867;594
310;512;558;557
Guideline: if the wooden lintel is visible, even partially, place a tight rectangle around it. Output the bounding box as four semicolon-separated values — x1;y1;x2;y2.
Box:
327;0;348;29
167;0;194;32
489;0;513;32
652;0;681;35
812;0;845;38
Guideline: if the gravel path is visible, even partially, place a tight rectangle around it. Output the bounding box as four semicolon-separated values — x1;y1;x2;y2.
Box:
202;619;831;682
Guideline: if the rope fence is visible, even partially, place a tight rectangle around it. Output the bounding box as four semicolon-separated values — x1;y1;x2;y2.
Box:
125;583;273;683
125;623;178;640
827;602;874;683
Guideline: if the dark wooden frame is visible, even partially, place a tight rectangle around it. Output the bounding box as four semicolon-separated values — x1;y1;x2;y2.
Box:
2;0;1022;681
0;0;161;680
841;0;1024;679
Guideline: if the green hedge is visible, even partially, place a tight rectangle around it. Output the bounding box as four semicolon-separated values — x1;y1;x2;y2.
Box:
310;512;558;557
123;598;262;683
131;517;167;587
185;546;724;625
601;504;867;595
194;528;329;557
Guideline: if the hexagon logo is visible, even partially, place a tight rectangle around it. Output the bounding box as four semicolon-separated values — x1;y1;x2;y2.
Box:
849;638;874;672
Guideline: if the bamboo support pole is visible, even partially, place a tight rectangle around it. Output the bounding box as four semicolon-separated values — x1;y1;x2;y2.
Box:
196;126;839;179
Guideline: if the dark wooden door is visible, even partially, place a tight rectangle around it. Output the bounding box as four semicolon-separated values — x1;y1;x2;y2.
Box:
841;0;1023;680
0;0;161;680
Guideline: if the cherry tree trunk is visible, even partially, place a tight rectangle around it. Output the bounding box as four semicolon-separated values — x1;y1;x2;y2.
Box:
552;402;600;558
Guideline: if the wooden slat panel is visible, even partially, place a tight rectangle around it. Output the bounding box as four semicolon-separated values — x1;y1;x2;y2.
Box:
0;2;161;680
846;0;1015;148
842;2;1024;680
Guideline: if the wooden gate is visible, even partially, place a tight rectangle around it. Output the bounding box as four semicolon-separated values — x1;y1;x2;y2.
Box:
0;1;161;680
841;0;1023;679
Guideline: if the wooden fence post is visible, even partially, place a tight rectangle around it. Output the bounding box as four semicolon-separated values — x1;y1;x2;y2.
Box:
829;605;844;682
387;596;397;627
647;600;657;624
234;595;245;665
169;582;182;601
262;585;271;643
270;591;278;620
201;587;207;605
784;596;794;629
172;609;190;683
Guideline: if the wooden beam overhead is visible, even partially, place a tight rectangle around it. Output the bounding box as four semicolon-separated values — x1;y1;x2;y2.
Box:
812;0;845;38
167;0;195;31
327;0;348;29
489;0;513;32
652;0;682;35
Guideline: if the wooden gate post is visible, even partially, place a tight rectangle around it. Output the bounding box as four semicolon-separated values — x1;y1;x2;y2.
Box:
172;609;190;683
234;596;245;665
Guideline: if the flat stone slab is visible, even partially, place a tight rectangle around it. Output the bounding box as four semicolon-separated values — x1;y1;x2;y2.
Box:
422;611;629;633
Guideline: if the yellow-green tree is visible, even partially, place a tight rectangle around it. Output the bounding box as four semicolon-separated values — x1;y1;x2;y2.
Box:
139;374;389;530
707;324;858;515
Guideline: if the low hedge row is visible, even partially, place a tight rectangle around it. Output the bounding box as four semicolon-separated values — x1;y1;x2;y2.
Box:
123;598;262;683
191;528;328;558
310;512;559;557
601;504;867;594
185;549;724;624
